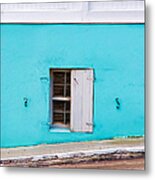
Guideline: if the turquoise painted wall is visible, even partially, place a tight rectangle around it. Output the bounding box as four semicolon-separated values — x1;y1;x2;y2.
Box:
1;24;144;148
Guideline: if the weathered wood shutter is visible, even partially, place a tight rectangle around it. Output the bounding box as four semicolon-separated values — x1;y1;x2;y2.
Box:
71;69;93;132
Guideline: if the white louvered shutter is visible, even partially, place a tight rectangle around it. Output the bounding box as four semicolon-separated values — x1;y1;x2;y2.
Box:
71;69;93;132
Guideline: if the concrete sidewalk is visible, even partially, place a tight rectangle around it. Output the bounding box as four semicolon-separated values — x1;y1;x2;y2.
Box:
1;137;144;161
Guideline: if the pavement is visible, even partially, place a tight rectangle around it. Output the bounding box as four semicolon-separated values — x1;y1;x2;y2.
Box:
1;137;144;159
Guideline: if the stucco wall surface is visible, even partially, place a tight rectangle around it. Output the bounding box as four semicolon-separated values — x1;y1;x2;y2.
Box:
1;24;144;147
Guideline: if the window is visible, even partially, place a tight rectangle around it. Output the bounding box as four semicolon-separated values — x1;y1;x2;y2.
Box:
50;69;94;132
51;70;71;128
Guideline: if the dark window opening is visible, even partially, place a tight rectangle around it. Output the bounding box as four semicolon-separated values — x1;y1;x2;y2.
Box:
51;70;71;128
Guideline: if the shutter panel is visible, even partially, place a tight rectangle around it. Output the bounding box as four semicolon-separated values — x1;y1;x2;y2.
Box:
71;69;93;132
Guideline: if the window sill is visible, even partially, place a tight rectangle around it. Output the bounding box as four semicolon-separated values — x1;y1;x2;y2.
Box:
49;127;71;133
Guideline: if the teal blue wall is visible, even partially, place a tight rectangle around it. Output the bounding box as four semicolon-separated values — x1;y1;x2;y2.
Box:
1;24;144;148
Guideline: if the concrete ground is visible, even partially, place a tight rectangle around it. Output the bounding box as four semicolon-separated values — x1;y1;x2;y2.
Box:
0;137;145;170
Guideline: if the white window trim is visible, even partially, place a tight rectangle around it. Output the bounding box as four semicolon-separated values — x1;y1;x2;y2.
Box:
1;0;145;24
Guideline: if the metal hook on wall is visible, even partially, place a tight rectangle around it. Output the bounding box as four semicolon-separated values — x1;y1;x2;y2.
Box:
115;97;120;110
23;97;28;107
